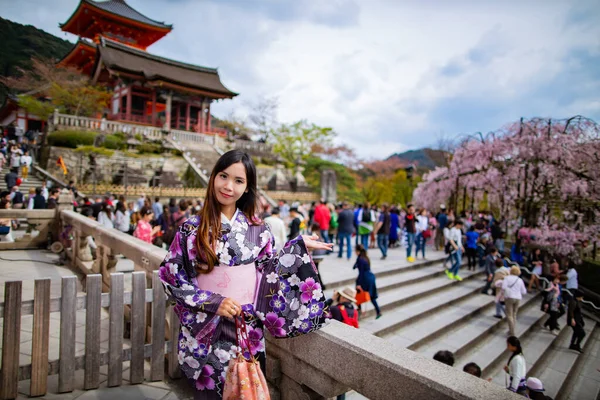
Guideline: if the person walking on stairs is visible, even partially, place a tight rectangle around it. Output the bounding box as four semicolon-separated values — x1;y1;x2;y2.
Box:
542;275;563;335
568;289;585;353
404;204;417;262
481;247;500;294
465;225;479;270
502;266;527;336
503;336;527;395
353;244;382;319
445;220;464;281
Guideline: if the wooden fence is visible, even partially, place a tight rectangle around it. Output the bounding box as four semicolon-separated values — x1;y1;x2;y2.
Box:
0;272;180;400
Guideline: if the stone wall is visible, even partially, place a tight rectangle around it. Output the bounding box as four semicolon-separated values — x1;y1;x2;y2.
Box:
47;147;189;187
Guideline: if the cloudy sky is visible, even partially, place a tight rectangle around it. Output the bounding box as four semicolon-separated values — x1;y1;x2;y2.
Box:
2;0;600;159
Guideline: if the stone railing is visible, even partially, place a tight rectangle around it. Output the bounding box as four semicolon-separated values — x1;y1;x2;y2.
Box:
266;321;519;400
232;138;273;154
52;111;164;141
59;209;166;289
0;209;55;250
169;129;216;146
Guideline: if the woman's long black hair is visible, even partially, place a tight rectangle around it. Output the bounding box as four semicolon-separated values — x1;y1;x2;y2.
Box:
507;336;523;365
196;150;258;274
356;244;370;266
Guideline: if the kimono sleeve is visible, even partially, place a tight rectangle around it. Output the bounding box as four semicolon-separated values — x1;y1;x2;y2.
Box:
158;229;226;340
254;226;329;338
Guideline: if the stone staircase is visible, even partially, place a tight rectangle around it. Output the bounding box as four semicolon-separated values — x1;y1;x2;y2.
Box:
0;164;46;193
319;249;600;399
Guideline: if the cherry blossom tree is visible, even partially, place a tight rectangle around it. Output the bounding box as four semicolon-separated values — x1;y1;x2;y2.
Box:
413;116;600;258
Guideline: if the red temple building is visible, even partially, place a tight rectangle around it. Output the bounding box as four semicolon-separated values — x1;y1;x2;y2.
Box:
57;0;237;134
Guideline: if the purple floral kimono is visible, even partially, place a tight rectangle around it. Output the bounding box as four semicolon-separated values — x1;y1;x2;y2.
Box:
158;210;329;397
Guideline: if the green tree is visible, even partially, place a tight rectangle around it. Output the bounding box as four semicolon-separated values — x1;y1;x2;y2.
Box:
0;58;110;117
271;120;336;168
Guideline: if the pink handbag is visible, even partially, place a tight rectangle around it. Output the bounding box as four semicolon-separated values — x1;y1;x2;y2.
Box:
223;317;271;400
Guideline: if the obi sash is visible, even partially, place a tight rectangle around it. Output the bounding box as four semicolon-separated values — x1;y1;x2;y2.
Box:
195;263;258;306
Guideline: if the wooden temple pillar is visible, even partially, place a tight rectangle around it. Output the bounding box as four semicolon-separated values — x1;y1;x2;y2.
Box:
206;103;211;133
199;100;207;133
126;85;132;121
165;92;172;131
185;102;191;131
196;109;202;133
151;91;157;126
176;103;181;130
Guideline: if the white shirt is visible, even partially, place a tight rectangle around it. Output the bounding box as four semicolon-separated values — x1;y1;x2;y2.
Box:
508;354;526;391
41;187;48;200
20;155;32;167
114;210;130;232
502;275;527;300
566;268;578;289
449;227;463;248
264;215;287;251
97;211;114;229
10;153;20;167
416;215;428;233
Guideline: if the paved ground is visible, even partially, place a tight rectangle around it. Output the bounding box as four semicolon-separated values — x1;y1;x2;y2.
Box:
1;245;445;399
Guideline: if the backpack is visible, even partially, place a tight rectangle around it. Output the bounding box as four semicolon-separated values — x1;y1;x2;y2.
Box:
12;191;24;205
362;210;371;223
338;305;359;328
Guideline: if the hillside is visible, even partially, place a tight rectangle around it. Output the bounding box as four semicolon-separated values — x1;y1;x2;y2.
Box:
0;17;73;101
386;148;448;171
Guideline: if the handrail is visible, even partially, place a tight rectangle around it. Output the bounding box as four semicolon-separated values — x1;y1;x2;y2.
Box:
517;264;600;310
32;165;86;200
164;137;210;187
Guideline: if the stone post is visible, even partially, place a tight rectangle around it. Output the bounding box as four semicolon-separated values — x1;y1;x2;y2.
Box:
320;169;337;204
52;189;74;245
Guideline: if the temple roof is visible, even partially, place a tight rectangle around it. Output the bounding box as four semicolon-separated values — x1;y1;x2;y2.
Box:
57;38;98;74
61;0;172;31
95;38;237;98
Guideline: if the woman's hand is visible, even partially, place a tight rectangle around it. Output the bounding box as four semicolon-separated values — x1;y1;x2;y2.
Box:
216;297;242;319
301;234;334;252
572;318;576;327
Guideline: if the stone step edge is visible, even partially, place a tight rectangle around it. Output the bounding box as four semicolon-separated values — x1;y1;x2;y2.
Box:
525;322;573;380
373;283;485;338
453;293;542;363
554;321;599;400
325;256;448;291
480;302;547;378
407;293;495;351
360;270;485;319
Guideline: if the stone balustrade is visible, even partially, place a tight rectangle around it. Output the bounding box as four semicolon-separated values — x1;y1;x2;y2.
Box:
169;129;215;145
266;321;519;400
233;138;273;154
0;209;55;250
53;111;164;141
59;209;165;289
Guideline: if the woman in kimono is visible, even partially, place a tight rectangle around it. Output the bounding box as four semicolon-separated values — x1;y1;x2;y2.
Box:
159;150;332;399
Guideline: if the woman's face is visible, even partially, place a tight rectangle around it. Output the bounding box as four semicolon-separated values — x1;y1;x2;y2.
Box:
213;162;248;207
144;213;153;222
507;342;517;352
